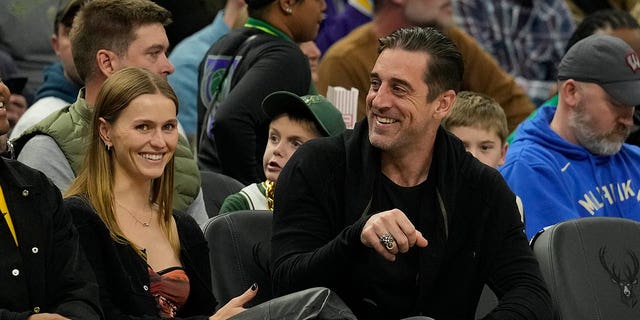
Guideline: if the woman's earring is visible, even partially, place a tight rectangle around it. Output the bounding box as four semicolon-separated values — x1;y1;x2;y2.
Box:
285;7;292;13
106;144;112;152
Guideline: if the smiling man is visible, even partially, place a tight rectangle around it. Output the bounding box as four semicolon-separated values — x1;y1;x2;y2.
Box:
316;0;535;133
11;0;208;226
271;27;551;320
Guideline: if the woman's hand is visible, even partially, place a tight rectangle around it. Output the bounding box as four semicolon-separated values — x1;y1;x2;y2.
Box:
209;283;258;320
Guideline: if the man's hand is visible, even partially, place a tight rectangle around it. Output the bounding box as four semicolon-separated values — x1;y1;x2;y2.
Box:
360;209;428;261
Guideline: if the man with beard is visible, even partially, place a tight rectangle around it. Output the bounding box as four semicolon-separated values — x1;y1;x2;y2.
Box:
316;0;535;133
501;34;640;239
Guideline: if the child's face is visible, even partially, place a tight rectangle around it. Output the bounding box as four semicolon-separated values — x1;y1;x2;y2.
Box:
448;126;507;169
263;115;320;182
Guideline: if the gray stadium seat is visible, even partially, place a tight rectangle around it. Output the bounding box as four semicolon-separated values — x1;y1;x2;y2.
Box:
204;210;272;308
531;217;640;319
200;170;244;218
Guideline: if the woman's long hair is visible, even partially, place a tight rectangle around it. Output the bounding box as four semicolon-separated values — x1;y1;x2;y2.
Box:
66;66;180;258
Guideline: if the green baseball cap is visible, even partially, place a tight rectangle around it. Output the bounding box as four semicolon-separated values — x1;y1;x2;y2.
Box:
262;91;347;137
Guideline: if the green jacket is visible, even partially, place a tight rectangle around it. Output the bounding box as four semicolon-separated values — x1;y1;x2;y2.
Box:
219;181;269;214
13;93;200;211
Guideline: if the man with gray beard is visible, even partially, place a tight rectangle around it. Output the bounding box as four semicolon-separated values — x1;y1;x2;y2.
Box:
501;34;640;239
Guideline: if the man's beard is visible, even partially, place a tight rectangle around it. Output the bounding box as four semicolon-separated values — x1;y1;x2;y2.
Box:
569;103;631;155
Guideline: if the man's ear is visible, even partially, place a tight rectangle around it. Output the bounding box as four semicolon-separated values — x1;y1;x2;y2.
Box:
560;79;580;109
51;34;60;56
98;117;113;148
278;0;296;13
433;90;456;120
96;49;119;78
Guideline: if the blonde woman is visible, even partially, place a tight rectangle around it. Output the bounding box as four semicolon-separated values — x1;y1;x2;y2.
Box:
65;67;256;319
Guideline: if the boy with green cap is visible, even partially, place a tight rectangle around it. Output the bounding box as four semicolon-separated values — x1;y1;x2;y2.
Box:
219;91;346;213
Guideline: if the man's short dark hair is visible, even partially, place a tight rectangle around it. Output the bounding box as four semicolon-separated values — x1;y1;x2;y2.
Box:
70;0;172;81
378;27;464;102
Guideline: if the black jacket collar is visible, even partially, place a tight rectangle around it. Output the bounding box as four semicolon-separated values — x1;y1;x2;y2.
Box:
342;119;472;232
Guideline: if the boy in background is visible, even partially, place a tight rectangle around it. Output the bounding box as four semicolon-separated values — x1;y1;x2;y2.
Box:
443;91;509;168
442;90;520;318
219;91;346;213
443;90;523;220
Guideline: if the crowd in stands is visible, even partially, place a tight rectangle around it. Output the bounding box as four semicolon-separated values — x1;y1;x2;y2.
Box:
2;0;640;318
